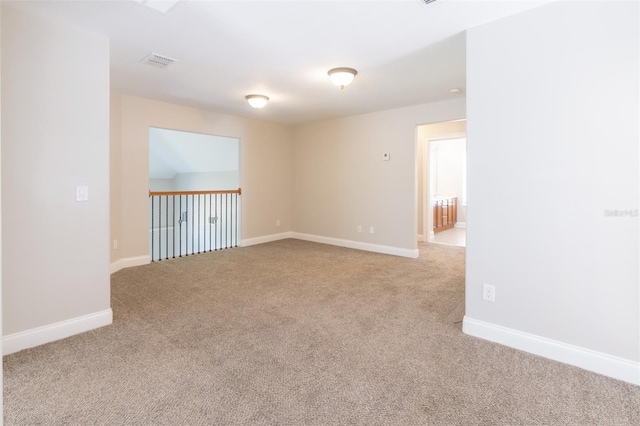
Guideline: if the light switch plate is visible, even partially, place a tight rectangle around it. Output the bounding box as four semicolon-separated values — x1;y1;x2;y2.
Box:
76;186;89;202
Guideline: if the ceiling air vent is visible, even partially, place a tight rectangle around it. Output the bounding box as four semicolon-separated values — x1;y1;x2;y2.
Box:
140;53;178;69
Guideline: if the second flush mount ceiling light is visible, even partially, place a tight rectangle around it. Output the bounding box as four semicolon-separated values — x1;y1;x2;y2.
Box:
245;94;269;109
328;67;357;89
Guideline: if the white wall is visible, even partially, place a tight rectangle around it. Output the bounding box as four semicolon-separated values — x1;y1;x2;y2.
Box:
149;171;240;192
292;99;465;256
148;126;240;185
2;7;111;350
111;94;293;267
464;0;639;384
149;178;175;192
173;171;239;191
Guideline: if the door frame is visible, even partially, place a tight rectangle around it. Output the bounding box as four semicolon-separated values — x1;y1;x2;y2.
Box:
422;132;466;242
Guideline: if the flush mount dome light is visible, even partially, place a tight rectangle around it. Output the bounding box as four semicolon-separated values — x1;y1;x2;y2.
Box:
245;94;269;109
328;67;357;89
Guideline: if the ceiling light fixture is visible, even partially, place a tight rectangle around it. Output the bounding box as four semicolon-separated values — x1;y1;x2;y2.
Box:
245;94;269;109
328;67;358;89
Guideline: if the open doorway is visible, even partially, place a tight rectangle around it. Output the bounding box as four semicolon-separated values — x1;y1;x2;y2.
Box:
148;127;241;261
417;120;466;247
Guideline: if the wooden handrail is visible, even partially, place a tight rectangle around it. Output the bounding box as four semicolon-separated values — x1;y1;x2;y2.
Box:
149;188;242;197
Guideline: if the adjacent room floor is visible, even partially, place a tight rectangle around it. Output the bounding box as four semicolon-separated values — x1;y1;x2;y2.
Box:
431;226;466;247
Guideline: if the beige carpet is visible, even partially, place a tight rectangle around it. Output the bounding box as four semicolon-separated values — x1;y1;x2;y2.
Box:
3;239;639;425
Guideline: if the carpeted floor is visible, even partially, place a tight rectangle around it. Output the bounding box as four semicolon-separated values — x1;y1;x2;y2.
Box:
3;239;639;425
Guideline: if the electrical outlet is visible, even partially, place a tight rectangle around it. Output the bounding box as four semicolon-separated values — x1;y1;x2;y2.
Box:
357;225;362;233
113;239;118;250
369;226;374;234
276;219;281;227
483;284;495;302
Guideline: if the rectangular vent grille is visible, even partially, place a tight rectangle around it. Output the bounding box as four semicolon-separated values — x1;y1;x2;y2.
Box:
140;53;178;69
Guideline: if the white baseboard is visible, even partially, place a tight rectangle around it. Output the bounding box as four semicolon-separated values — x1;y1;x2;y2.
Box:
463;316;640;386
291;232;419;259
110;255;151;274
115;231;417;267
454;222;466;229
241;232;418;258
241;232;293;247
3;309;113;356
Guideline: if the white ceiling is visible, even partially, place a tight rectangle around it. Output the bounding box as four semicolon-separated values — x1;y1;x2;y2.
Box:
4;0;551;125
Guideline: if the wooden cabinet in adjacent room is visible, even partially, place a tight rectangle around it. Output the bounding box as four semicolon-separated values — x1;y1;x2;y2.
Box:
433;196;457;233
